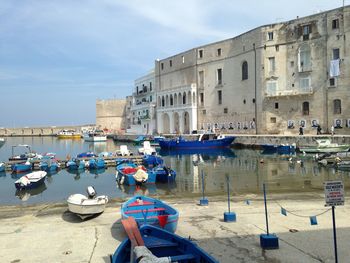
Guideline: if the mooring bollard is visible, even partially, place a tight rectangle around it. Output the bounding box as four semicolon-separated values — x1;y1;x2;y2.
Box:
199;170;208;206
260;183;279;249
224;173;236;222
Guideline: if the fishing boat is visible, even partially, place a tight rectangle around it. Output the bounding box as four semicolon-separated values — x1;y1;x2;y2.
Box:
9;144;42;161
57;129;81;139
158;133;235;150
111;219;218;263
138;141;157;155
298;139;350;153
88;158;106;169
67;186;108;220
82;130;107;142
39;157;60;172
11;161;32;173
14;171;47;190
152;165;176;183
142;155;164;168
77;151;96;158
121;195;179;233
66;158;87;170
116;162;156;186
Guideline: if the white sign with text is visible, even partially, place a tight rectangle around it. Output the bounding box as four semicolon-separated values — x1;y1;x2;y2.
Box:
324;181;344;207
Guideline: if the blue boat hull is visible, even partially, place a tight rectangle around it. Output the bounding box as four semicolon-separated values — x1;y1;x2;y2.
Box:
11;163;32;173
111;225;218;263
121;195;179;233
116;164;156;186
159;136;235;150
152;166;176;183
14;176;46;190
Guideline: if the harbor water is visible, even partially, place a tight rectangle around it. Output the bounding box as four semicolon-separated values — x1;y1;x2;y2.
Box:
0;136;349;205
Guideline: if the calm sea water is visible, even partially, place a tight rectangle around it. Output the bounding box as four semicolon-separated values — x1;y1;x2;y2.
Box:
0;136;349;205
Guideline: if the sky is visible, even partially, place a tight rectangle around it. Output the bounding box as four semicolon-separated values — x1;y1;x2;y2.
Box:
0;0;346;127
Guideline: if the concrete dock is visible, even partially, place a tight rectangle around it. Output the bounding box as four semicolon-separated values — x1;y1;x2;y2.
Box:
0;192;349;263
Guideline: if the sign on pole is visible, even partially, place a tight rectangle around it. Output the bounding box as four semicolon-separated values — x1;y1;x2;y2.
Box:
324;181;344;207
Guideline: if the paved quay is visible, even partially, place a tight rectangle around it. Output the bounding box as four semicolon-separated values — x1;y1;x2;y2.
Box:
0;193;349;263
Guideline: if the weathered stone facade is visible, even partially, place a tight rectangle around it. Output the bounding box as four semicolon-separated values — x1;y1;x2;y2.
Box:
153;6;350;135
96;99;126;133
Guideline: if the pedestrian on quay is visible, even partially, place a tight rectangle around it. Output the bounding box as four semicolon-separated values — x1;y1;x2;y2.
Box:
331;125;335;135
317;125;322;135
299;125;304;135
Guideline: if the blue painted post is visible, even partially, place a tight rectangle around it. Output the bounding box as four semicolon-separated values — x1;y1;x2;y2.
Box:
259;182;279;249
332;206;338;263
224;174;236;222
199;170;208;206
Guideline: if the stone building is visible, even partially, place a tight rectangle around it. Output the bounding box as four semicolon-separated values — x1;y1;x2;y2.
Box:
128;70;156;135
96;99;126;133
153;5;350;135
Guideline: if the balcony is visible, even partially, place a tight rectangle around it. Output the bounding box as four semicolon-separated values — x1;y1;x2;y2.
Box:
265;87;313;97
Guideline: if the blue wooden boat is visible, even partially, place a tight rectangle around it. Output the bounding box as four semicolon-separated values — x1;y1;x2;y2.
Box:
39;157;60;172
14;171;47;190
159;147;236;157
77;151;96;158
116;163;156;186
159;133;235;150
152;165;176;183
111;224;218;263
121;195;179;233
88;158;106;170
66;158;79;170
11;162;32;173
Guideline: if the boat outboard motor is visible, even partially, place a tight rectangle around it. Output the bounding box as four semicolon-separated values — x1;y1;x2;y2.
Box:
87;186;96;199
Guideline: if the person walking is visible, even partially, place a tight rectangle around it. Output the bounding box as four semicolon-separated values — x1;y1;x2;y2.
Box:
317;125;322;135
299;125;304;135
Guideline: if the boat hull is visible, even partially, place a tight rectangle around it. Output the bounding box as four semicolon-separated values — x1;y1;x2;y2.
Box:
299;146;350;153
67;194;108;219
14;171;47;190
121;195;179;233
111;225;218;263
83;135;107;142
159;136;235;150
116;164;156;186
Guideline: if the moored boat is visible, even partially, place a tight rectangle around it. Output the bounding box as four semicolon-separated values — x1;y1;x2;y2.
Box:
14;171;47;190
298;139;350;153
83;130;107;142
67;186;108;220
121;195;179;233
159;133;235;150
138;141;157;155
57;129;81;139
11;161;32;173
116;162;156;186
111;223;218;263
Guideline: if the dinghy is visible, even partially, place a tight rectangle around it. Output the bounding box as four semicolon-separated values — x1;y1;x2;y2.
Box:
111;217;218;263
67;186;108;220
121;195;178;233
14;171;47;190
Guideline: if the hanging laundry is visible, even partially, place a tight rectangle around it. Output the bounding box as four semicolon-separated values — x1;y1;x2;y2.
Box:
330;59;340;77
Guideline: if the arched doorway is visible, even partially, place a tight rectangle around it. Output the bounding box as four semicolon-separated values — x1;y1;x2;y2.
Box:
173;112;180;134
183;111;190;134
162;113;170;133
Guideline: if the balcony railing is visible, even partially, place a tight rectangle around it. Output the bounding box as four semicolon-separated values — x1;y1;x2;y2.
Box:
265;87;313;97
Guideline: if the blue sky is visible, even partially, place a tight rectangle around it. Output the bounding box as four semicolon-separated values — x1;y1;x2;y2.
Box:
0;0;345;127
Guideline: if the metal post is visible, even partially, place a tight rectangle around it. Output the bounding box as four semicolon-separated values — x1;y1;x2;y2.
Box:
226;174;231;213
332;206;338;263
263;183;269;235
201;170;205;200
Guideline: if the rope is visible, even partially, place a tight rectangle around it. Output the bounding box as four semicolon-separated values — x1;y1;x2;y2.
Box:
272;199;332;218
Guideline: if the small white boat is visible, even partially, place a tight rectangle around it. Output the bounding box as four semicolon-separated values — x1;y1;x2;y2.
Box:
299;139;350;153
138;141;157;155
83;130;107;142
67;186;108;220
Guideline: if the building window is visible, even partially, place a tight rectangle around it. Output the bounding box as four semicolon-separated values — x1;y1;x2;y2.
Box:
275;45;279;51
199;71;204;87
200;92;204;105
243;99;246;104
270;117;277;123
218;90;222;105
161;63;164;70
329;78;335;87
252;98;256;103
298;45;311;72
217;48;222;56
224;108;228;114
202;109;206;115
302;101;309;115
183;93;186;104
266;81;277;95
268;57;275;72
169;60;172;67
198;49;203;58
217;68;222;85
267;31;274;40
300;77;311;92
242;61;248;80
334;99;341;114
333;48;340;59
182;56;185;63
275;102;279;109
332;19;339;29
302;25;311;40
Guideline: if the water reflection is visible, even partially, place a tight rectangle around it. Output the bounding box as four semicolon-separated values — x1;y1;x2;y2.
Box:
15;183;47;201
0;171;6;177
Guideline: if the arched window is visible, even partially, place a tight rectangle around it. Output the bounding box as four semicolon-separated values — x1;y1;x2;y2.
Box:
170;94;173;106
162;96;165;107
183;92;186;104
302;101;309;115
242;61;248;80
334;99;341;114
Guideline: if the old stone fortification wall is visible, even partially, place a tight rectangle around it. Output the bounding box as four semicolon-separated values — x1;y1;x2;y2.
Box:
96;99;126;132
0;125;89;137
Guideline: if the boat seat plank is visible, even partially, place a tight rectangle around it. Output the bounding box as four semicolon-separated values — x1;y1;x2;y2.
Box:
170;253;196;261
143;236;178;248
124;208;166;214
127;200;155;207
